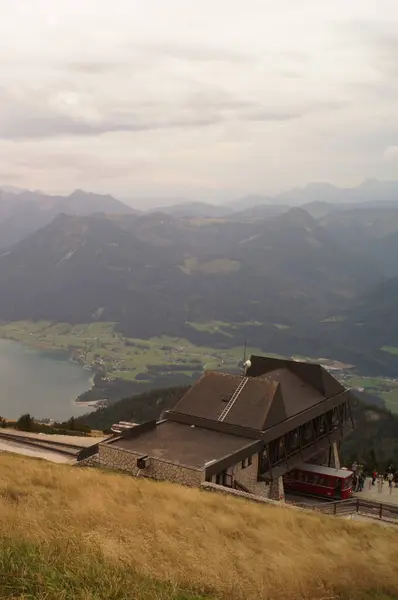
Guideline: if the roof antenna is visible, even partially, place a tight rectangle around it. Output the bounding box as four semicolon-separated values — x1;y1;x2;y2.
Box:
242;341;251;376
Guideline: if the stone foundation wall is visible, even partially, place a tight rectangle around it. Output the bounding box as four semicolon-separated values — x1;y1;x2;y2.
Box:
269;476;285;502
75;455;99;468
99;444;204;487
202;482;295;508
225;453;271;498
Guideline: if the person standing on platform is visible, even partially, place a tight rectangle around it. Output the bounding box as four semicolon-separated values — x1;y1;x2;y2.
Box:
388;472;394;494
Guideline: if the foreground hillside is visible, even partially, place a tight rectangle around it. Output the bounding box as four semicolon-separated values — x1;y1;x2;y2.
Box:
0;455;398;600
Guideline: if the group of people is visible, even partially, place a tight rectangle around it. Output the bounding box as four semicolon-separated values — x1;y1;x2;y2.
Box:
351;461;397;494
351;462;366;492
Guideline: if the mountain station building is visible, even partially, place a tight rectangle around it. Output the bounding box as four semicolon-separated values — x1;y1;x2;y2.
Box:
81;356;355;501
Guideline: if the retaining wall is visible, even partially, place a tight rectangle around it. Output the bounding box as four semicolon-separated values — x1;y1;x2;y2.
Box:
99;444;204;487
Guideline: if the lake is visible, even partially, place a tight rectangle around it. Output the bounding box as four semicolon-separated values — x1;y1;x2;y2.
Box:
0;339;93;421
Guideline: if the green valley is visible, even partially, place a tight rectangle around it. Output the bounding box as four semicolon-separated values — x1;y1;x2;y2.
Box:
0;320;266;382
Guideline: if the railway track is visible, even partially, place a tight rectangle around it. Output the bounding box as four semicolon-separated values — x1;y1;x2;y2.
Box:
0;431;86;457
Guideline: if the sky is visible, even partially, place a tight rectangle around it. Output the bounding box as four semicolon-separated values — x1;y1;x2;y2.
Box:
1;0;398;206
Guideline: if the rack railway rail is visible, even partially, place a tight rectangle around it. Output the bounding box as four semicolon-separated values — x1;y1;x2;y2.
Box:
0;431;85;457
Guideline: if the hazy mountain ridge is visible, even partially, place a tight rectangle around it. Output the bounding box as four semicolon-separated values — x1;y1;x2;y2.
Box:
0;207;388;359
1;181;398;375
0;188;134;249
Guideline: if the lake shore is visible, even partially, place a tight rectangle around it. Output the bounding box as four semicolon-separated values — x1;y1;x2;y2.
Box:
0;338;95;421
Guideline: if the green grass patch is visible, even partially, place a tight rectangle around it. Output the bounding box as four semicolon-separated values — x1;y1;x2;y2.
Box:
382;346;398;355
186;320;264;336
186;321;233;337
180;257;241;275
319;315;347;323
0;538;208;600
346;376;389;390
345;375;398;413
381;387;398;414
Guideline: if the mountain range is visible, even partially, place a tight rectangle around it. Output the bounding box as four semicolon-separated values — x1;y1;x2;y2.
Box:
2;178;398;245
0;188;135;249
1;180;398;375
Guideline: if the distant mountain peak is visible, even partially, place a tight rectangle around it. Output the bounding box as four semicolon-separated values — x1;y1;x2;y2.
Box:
68;189;114;200
303;182;337;190
281;206;316;226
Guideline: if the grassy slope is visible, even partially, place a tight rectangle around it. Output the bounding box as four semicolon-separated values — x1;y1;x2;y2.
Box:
0;455;398;600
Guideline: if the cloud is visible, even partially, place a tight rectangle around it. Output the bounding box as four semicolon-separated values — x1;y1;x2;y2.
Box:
384;146;398;161
63;61;126;74
14;152;152;180
0;0;398;199
345;20;398;77
61;42;254;78
0;85;330;140
142;42;254;64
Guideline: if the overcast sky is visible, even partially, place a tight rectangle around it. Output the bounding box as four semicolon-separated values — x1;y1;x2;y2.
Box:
1;0;398;206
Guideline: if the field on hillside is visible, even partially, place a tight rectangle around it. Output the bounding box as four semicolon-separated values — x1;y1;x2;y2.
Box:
2;320;398;416
0;454;398;600
0;321;269;383
345;374;398;413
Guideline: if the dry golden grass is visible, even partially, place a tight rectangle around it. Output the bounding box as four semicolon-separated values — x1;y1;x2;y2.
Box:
0;454;397;600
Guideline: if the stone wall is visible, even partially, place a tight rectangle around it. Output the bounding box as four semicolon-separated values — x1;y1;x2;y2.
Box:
225;453;271;498
269;476;285;502
202;482;295;508
75;455;99;468
99;444;204;487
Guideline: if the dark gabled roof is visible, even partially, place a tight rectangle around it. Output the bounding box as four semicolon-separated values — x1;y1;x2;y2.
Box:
172;371;278;431
246;355;346;429
106;420;256;469
247;355;345;397
171;356;347;432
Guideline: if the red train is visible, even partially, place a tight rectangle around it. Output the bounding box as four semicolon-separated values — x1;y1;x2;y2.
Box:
283;463;354;500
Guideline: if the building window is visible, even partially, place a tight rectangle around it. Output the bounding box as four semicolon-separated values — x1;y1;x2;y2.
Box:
241;456;253;469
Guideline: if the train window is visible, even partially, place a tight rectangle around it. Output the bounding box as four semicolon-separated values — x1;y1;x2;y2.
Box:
343;477;352;490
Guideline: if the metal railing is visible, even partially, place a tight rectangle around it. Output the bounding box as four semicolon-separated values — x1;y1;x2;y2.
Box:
310;498;398;521
234;481;251;493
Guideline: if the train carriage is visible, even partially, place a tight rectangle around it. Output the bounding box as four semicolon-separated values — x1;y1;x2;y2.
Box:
283;463;354;500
